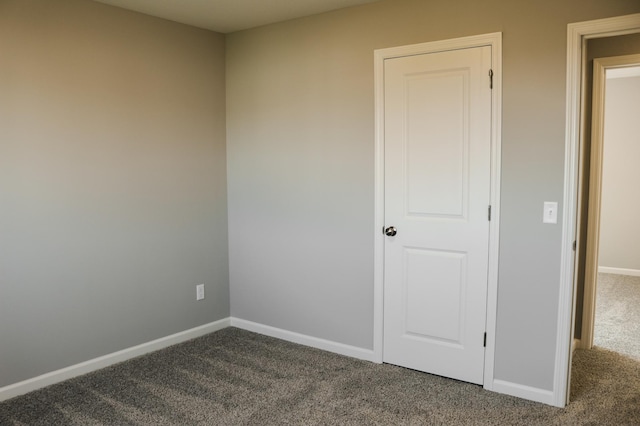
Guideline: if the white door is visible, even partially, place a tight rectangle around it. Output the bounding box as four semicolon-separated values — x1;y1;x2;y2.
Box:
383;45;492;385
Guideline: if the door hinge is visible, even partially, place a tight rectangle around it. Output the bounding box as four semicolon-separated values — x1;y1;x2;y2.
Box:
488;205;492;221
483;332;487;347
489;69;494;89
573;240;577;251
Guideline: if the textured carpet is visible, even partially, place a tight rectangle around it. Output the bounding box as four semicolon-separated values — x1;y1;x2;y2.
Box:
594;273;640;359
1;327;639;425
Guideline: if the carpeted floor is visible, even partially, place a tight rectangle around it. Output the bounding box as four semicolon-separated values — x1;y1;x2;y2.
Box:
594;273;640;359
1;327;639;425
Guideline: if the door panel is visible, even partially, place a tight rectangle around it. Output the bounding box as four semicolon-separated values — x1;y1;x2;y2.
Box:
405;69;468;218
383;46;491;385
404;248;467;344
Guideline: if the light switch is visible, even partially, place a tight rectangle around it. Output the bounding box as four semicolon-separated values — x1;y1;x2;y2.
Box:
543;202;558;224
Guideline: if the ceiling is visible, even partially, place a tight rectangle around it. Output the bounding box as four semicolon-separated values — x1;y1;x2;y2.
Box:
607;66;640;79
92;0;380;33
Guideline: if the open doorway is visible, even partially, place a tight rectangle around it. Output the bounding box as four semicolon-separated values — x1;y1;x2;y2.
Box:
572;34;640;352
581;60;640;359
561;21;640;407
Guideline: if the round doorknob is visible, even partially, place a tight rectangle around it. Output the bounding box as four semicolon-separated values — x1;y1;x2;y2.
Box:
385;226;397;237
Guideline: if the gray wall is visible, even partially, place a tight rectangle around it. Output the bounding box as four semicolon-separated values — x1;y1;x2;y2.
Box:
3;0;640;397
0;0;229;388
599;75;640;270
227;0;640;391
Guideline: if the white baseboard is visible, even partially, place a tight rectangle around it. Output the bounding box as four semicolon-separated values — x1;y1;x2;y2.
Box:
491;379;557;407
598;266;640;277
0;318;230;402
2;317;559;408
230;317;377;363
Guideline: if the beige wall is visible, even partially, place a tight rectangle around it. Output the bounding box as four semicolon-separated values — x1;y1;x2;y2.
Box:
599;74;640;271
227;0;640;393
0;0;228;387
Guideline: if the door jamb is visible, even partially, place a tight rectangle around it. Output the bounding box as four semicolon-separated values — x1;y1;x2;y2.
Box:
373;32;502;392
559;13;640;408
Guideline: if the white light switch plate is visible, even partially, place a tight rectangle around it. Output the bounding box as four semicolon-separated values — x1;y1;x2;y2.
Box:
196;284;205;300
543;202;558;224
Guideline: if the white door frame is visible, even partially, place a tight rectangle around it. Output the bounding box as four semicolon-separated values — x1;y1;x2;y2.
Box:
558;13;640;407
580;54;640;351
373;32;502;391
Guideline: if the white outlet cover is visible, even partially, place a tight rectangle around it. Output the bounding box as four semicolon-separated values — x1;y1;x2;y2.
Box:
543;202;558;224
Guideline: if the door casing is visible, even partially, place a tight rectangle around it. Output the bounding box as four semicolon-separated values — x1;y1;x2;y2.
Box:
373;32;502;393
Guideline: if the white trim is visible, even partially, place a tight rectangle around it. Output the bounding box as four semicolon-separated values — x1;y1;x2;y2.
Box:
373;42;385;363
559;13;640;408
373;32;502;391
484;33;502;392
0;318;230;402
230;317;377;362
492;379;555;406
598;266;640;277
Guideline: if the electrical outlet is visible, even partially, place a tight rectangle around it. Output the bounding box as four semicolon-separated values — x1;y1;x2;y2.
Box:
543;201;558;224
196;284;205;301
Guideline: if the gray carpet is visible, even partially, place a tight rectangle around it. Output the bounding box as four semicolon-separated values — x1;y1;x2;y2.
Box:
594;273;640;359
1;327;639;425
